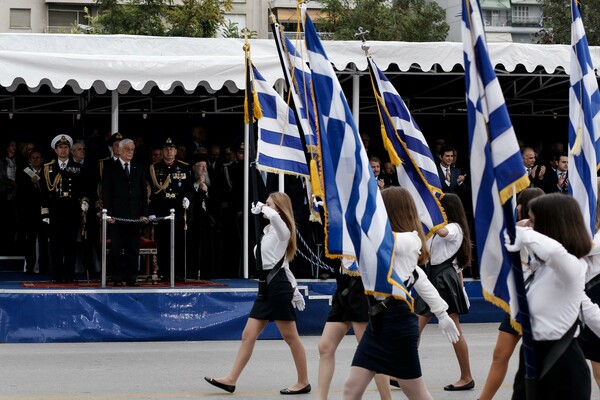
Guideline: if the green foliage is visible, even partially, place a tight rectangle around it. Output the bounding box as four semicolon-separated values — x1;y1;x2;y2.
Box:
89;0;233;37
538;0;600;45
221;20;257;39
318;0;448;41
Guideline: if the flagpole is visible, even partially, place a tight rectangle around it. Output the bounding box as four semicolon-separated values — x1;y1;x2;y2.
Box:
243;38;265;289
503;202;537;399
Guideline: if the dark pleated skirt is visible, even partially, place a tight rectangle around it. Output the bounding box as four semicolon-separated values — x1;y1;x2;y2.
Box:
327;275;369;323
414;262;468;317
249;268;296;321
351;300;422;380
578;281;600;362
512;339;590;400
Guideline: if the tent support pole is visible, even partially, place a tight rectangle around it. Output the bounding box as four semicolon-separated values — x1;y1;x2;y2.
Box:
111;90;119;134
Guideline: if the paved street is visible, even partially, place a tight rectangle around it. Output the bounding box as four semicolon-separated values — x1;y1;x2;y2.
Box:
0;322;598;399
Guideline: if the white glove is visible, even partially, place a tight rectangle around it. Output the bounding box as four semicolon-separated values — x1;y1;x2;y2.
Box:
462;286;470;309
261;205;278;219
81;200;89;213
148;215;157;222
437;311;460;344
182;197;190;209
251;201;265;215
292;288;305;311
42;218;50;224
504;226;528;253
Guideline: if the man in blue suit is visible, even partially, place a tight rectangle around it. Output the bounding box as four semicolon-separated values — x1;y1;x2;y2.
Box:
437;146;467;196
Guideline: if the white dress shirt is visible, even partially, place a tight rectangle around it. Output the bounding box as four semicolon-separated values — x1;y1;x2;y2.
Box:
585;230;600;283
428;223;463;268
257;209;297;287
517;228;587;341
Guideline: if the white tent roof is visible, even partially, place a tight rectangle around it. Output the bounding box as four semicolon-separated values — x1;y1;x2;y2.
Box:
0;33;597;95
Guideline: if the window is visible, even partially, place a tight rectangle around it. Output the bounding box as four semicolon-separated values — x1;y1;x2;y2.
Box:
10;9;31;29
513;6;529;23
47;7;87;32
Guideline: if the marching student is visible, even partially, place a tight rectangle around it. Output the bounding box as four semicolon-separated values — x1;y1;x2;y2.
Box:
478;187;544;400
506;193;593;400
316;260;394;400
342;187;460;400
204;192;310;395
415;193;474;391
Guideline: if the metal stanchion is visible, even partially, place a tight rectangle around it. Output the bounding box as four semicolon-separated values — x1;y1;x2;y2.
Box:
169;208;175;288
101;209;107;288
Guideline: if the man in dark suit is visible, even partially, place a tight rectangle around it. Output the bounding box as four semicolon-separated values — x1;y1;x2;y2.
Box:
538;153;569;194
437;145;467;195
102;138;149;286
41;135;89;283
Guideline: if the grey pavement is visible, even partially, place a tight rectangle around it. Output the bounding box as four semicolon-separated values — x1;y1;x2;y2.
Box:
0;323;598;400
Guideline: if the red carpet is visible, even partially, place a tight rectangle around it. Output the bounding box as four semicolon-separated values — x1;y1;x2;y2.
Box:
21;280;228;289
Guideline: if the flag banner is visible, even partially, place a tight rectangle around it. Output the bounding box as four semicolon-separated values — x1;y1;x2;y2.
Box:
252;64;309;177
367;56;447;238
568;0;600;237
462;0;529;327
301;6;411;302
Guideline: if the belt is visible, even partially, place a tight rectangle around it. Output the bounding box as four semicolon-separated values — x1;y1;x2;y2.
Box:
59;192;71;198
369;296;402;316
165;193;177;199
586;273;600;292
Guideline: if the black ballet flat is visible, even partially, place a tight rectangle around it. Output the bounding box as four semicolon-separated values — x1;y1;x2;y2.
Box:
444;380;475;391
280;384;311;395
204;377;235;393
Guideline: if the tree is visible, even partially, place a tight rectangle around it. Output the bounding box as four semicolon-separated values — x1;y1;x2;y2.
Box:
85;0;233;37
538;0;600;45
317;0;448;42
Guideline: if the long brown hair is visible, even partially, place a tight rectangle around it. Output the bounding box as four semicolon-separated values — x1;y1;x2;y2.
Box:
381;187;429;264
516;187;544;221
529;193;592;258
440;193;471;267
268;192;297;261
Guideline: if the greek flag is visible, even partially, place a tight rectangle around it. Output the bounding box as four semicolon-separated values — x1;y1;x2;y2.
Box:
569;0;600;237
252;64;309;177
462;0;529;324
301;6;411;302
367;56;446;238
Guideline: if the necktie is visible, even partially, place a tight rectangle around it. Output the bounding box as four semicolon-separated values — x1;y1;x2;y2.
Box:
526;167;531;176
445;168;451;182
124;163;130;177
60;162;66;170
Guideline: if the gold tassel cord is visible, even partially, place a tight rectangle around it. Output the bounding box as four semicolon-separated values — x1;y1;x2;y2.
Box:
309;159;323;198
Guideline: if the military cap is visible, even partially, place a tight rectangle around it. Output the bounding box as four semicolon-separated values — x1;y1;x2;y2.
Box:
51;134;73;149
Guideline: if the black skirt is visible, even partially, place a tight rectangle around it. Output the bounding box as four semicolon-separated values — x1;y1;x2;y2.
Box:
327;275;369;323
414;260;468;317
512;339;590;400
499;312;521;336
351;300;422;380
249;268;296;321
578;281;600;362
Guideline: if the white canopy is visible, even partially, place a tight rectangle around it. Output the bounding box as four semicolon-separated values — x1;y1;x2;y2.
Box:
0;33;597;95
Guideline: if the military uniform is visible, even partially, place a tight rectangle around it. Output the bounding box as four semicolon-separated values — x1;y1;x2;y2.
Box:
41;135;88;283
148;138;192;280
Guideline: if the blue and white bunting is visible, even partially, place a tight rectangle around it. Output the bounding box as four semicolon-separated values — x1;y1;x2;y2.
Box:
568;0;600;237
301;6;411;303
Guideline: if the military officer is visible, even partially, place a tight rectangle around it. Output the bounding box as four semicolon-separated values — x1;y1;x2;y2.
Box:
148;137;192;281
41;135;89;283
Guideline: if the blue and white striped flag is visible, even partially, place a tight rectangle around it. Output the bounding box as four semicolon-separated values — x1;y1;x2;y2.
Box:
569;0;600;237
301;6;411;303
252;64;309;176
368;56;447;238
462;0;529;325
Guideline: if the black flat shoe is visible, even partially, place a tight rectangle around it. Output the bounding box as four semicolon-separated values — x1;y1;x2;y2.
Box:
204;377;235;393
444;380;475;391
280;384;311;395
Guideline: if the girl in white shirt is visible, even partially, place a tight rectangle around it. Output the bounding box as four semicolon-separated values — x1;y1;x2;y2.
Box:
205;192;310;395
507;193;592;400
415;193;474;391
343;187;460;400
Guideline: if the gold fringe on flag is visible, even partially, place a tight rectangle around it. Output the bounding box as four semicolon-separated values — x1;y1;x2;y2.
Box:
380;123;402;166
571;127;583;156
310;159;323;197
